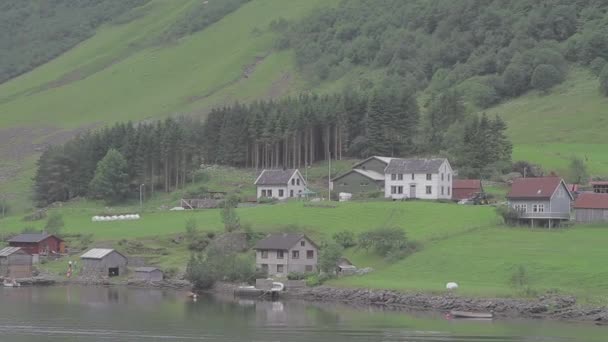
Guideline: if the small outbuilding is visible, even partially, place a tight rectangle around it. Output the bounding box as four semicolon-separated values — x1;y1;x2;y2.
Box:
0;247;33;278
452;179;483;201
574;192;608;223
80;248;127;277
336;257;357;275
8;233;65;256
134;267;163;282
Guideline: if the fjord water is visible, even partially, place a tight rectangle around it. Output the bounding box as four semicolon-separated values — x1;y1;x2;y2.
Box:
0;286;604;342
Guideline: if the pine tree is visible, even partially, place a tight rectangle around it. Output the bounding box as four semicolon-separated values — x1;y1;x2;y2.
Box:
365;91;390;156
89;149;130;203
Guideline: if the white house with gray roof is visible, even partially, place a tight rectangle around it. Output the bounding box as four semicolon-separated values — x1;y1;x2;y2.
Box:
384;158;453;200
253;233;318;277
254;169;307;200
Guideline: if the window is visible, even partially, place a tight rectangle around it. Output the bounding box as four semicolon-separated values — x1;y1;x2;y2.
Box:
261;264;268;271
391;174;397;181
290;190;294;197
300;241;305;247
513;204;527;213
292;250;300;259
411;174;415;180
305;265;313;272
277;264;284;273
261;251;268;259
279;189;284;197
297;178;300;186
426;186;432;194
397;174;403;180
533;204;545;213
291;179;295;185
307;250;314;259
426;174;432;181
341;182;348;186
441;173;444;181
391;186;397;194
277;250;284;259
441;186;444;195
361;182;368;186
391;186;403;194
268;190;273;197
261;190;267;197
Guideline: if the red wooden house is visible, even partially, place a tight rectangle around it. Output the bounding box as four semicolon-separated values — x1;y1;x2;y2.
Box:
452;179;483;201
8;233;65;256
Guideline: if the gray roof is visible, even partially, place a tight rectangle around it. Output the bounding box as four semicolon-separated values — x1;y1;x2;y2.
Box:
352;156;394;169
8;233;62;243
332;168;384;182
134;267;161;273
0;247;24;257
254;169;298;185
81;248;123;259
385;158;447;174
254;233;316;250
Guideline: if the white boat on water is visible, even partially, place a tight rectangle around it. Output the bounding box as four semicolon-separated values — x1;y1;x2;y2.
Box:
3;280;21;287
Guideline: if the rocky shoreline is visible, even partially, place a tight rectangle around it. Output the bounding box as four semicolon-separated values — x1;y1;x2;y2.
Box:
286;286;608;323
2;275;191;290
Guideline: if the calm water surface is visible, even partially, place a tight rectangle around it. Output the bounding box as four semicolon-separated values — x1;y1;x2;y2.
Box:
0;286;605;341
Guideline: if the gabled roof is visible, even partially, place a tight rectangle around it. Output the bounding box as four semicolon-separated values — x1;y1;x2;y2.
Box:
385;158;447;174
332;168;385;182
253;233;316;250
81;248;124;260
134;267;161;273
8;233;63;243
574;193;608;209
0;247;25;257
351;156;394;169
254;169;302;186
453;179;482;189
507;177;572;200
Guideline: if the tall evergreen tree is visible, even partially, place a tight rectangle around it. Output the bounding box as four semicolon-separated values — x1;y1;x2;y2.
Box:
89;149;130;204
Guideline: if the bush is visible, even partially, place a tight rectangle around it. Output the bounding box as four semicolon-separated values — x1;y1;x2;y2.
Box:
186;246;259;290
287;272;314;280
600;64;608;96
163;267;178;279
530;64;563;92
590;57;607;76
333;231;356;248
358;227;419;262
319;243;343;273
188;236;210;252
44;212;64;236
496;205;520;226
305;273;334;287
185;218;198;239
79;234;94;249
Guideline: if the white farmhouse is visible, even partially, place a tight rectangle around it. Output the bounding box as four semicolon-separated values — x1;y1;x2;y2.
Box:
384;158;453;200
254;169;307;200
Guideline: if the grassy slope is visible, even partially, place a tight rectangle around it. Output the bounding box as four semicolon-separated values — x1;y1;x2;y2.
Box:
488;68;608;175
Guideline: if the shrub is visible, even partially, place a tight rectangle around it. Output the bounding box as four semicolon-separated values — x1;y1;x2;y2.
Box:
305;273;334;287
333;231;356;248
590;57;607;76
358;227;419;262
319;243;343;274
510;264;530;289
44;212;64;236
186;246;258;290
496;205;520;226
188;236;210;252
530;64;563;92
79;234;94;249
185;218;198;239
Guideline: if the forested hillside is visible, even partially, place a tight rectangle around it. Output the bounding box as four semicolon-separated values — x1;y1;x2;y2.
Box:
280;0;608;107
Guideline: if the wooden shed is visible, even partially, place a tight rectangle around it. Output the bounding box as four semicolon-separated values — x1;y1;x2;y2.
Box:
8;233;65;256
134;267;163;282
574;193;608;223
0;247;33;278
80;248;127;277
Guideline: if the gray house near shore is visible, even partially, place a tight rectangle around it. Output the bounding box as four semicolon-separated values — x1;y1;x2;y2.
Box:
507;177;573;227
253;233;318;277
80;248;128;277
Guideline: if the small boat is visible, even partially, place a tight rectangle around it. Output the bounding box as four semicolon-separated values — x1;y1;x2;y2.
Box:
3;279;21;287
449;310;493;319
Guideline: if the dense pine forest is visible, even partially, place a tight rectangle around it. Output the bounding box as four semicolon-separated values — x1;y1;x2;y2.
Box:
33;90;511;205
279;0;608;105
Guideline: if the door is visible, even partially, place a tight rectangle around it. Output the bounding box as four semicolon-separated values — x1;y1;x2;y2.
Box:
409;184;416;199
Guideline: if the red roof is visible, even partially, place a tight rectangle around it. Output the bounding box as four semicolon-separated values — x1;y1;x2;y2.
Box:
507;177;565;199
574;193;608;209
590;181;608;186
566;184;579;192
453;179;482;189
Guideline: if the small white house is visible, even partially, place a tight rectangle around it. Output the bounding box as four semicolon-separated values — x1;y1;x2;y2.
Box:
384;158;453;200
254;169;307;200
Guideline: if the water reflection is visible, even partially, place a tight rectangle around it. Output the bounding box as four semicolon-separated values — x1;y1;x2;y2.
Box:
0;286;606;342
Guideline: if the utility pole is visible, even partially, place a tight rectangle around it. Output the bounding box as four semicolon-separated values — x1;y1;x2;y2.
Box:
328;154;331;201
139;184;145;210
